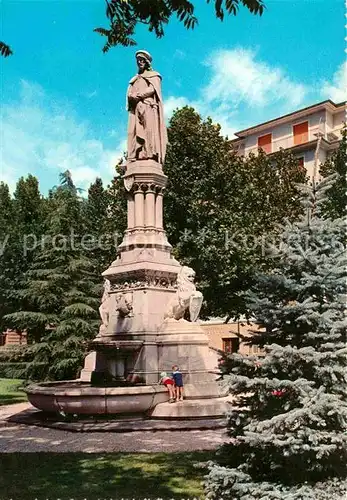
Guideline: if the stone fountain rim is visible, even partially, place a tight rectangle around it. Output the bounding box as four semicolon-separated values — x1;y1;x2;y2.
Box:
25;380;168;396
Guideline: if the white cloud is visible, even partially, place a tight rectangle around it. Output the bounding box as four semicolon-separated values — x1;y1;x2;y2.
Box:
0;166;17;193
203;48;307;110
1;80;122;193
164;92;240;138
165;48;308;138
70;166;102;186
164;96;191;120
321;62;347;102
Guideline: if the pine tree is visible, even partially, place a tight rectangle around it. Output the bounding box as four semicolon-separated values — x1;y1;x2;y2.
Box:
0;182;15;328
84;176;122;274
13;174;44;236
206;176;347;498
4;172;100;380
0;176;45;330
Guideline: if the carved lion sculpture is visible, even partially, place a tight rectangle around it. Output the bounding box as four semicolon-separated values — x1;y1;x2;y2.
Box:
164;266;203;322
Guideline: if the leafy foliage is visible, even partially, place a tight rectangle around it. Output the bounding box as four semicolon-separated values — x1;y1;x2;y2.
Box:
2;0;265;57
205;177;347;498
95;0;265;51
1;108;343;390
164;107;306;319
0;41;13;57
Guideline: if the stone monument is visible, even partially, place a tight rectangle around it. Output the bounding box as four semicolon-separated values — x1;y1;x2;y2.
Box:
27;50;228;419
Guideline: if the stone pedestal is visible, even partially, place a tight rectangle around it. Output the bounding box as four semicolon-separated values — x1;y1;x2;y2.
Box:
79;159;227;418
150;396;231;419
26;59;228;421
156;319;223;394
85;160;181;385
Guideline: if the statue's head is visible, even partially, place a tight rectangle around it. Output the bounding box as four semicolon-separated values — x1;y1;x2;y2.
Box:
136;50;152;73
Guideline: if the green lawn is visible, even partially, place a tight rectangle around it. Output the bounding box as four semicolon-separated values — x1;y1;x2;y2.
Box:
0;378;27;406
0;451;213;499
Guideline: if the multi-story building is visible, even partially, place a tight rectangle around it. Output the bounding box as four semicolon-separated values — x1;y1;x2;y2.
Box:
230;99;345;179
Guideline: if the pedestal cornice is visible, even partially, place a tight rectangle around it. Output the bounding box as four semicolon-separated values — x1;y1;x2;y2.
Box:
124;159;167;191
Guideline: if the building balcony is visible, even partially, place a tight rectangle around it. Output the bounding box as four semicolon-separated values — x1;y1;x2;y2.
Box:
243;126;340;156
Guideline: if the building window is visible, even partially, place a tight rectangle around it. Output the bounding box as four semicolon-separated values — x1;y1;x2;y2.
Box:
222;338;240;354
257;133;272;153
293;121;309;145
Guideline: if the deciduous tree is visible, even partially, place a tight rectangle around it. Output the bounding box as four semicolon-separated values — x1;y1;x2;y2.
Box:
164;107;306;319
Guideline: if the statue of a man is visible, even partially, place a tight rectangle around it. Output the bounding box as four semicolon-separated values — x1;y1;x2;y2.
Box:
127;50;167;164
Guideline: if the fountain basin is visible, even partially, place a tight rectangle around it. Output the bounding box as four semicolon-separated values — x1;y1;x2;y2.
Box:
26;381;168;415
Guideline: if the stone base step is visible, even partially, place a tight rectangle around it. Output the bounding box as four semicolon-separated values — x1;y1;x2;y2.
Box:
182;382;227;399
150;396;232;419
8;407;227;432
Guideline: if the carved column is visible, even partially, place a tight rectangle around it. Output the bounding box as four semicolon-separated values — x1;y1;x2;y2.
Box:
145;184;156;227
127;192;135;229
134;184;145;228
155;188;164;229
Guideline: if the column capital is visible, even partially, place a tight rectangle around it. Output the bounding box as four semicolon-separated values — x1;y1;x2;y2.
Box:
133;183;147;193
147;183;157;194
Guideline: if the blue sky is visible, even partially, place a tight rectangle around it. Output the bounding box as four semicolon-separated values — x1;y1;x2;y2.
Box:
1;0;345;193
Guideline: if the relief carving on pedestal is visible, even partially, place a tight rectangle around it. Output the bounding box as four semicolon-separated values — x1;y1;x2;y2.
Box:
116;292;133;317
110;272;176;292
98;280;133;335
164;266;203;322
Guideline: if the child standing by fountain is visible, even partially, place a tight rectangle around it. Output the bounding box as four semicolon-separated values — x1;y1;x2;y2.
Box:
159;372;176;403
172;365;184;401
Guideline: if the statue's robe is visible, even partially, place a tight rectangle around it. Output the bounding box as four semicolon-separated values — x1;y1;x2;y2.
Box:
127;70;167;164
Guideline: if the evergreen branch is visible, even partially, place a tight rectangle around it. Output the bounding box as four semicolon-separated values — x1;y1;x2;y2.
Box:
62;303;98;319
3;311;51;329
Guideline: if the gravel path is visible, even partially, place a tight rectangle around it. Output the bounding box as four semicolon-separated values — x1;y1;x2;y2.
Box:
0;403;227;453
